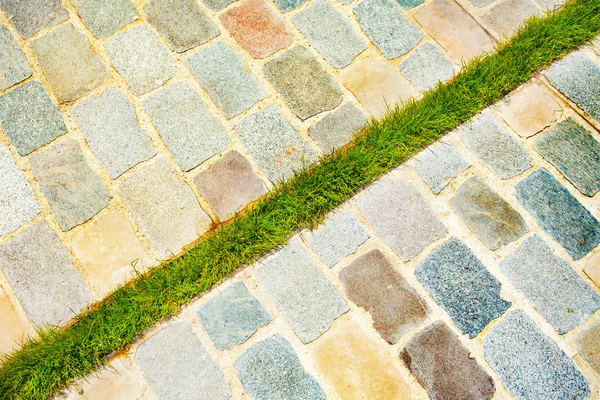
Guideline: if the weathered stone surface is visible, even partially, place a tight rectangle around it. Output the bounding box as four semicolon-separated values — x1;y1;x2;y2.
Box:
340;249;428;343
144;0;220;53
400;321;495;400
468;0;494;7
533;0;564;9
105;24;176;95
515;168;600;260
143;81;230;171
202;0;236;11
0;25;31;90
412;140;470;194
400;43;454;92
29;139;109;231
415;238;511;337
264;46;343;120
67;360;143;400
220;0;293;59
584;251;600;287
253;238;348;343
481;0;542;38
396;0;424;9
0;285;26;355
462;114;532;179
234;105;317;182
450;177;528;250
484;310;590;399
535;118;600;196
135;322;231;400
575;320;600;374
72;88;155;179
187;41;266;119
356;172;446;261
292;0;367;68
197;281;272;350
0;81;66;156
273;0;307;12
354;0;422;59
308;103;366;151
71;0;138;38
0;0;68;38
0;221;91;325
235;335;324;399
119;157;212;258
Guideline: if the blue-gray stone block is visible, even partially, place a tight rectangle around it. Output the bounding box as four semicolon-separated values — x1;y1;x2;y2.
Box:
0;25;32;90
400;43;454;92
272;0;307;12
412;140;470;194
396;0;424;9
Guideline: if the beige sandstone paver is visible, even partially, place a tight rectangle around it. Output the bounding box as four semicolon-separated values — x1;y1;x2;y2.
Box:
584;251;600;287
66;360;143;400
481;0;542;38
0;285;26;355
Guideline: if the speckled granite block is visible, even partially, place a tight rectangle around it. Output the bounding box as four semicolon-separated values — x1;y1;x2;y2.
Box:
0;0;68;38
0;25;31;90
309;103;366;151
272;0;307;12
71;0;138;38
481;0;542;37
396;0;424;9
399;43;454;92
412;141;469;194
202;0;237;11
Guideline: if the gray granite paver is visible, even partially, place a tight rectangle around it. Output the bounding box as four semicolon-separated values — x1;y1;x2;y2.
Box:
273;0;307;12
396;0;424;9
0;25;31;91
399;43;454;92
481;0;542;38
71;0;138;38
575;319;600;374
308;103;366;151
412;141;470;194
0;0;68;38
202;0;237;11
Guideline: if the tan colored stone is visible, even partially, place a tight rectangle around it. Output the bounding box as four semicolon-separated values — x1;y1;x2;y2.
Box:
0;285;26;355
67;359;143;400
575;319;600;374
481;0;542;38
584;251;600;288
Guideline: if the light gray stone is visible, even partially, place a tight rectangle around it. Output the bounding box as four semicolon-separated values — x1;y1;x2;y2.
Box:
202;0;237;11
0;0;68;38
399;43;454;92
412;141;470;194
272;0;307;12
468;0;494;7
309;103;366;151
0;25;31;90
481;0;542;37
71;0;138;38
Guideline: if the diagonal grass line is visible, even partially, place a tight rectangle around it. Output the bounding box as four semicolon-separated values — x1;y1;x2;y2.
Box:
2;0;600;397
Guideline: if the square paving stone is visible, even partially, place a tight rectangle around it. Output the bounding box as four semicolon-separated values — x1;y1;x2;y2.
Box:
186;41;266;119
462;114;532;179
119;157;212;258
0;81;66;156
515;168;600;260
292;0;367;69
0;285;26;355
0;25;32;90
71;0;138;38
29;139;110;231
135;322;231;400
483;310;590;399
415;238;511;337
143;81;230;171
0;221;92;325
354;0;422;59
400;321;495;400
534;118;600;197
0;0;68;38
450;176;528;250
66;360;143;400
31;24;109;103
584;251;600;288
272;0;307;12
340;249;428;343
264;46;343;120
481;0;542;38
400;43;454;92
412;140;470;194
308;103;366;151
72;88;155;179
235;335;324;399
202;0;237;11
575;319;600;374
197;281;272;351
253;238;348;343
105;24;177;95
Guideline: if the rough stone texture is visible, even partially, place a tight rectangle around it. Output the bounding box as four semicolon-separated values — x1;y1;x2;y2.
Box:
0;145;40;237
308;103;366;151
0;0;68;38
0;81;66;156
400;321;495;400
533;0;564;9
353;0;423;59
66;360;143;400
272;0;307;12
292;0;367;68
234;105;317;182
584;251;600;287
0;285;26;355
481;0;542;38
119;157;212;258
304;210;370;267
356;171;446;261
450;177;528;250
135;322;231;400
71;0;138;38
396;0;424;9
415;238;511;337
144;0;220;53
220;0;293;59
143;81;230;171
534;118;600;196
468;0;494;7
105;24;176;95
187;41;266;119
399;43;454;92
235;335;324;399
29;139;109;231
340;249;428;343
203;0;237;11
263;46;343;120
501;235;600;334
483;310;590;399
414;0;494;63
0;25;31;90
71;88;155;179
0;221;92;325
575;320;600;374
515;168;600;260
197;281;272;350
412;141;470;194
462;114;532;179
253;238;348;343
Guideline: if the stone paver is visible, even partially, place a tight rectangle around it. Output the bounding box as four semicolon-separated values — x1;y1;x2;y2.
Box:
67;360;143;400
0;25;31;91
412;141;470;194
71;0;138;38
203;0;237;11
0;0;68;38
71;88;155;179
515;168;600;260
273;0;307;12
400;43;454;92
575;319;600;374
308;102;366;151
0;285;26;355
584;251;600;287
416;238;511;337
468;0;494;7
481;0;542;38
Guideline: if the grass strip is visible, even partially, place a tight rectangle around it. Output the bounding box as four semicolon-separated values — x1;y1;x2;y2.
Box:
2;1;600;398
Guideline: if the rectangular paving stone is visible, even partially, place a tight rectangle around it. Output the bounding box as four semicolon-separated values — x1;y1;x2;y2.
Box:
415;238;511;337
0;25;32;91
412;140;470;194
584;251;600;287
202;0;237;11
575;319;600;374
66;360;143;400
273;0;307;12
0;0;68;38
72;88;155;179
71;0;138;38
186;41;266;119
0;221;92;325
0;81;66;156
143;81;230;171
396;0;424;9
515;168;600;260
481;0;542;38
29;139;109;231
483;310;590;399
399;43;454;92
0;285;26;355
253;238;348;343
308;102;366;151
